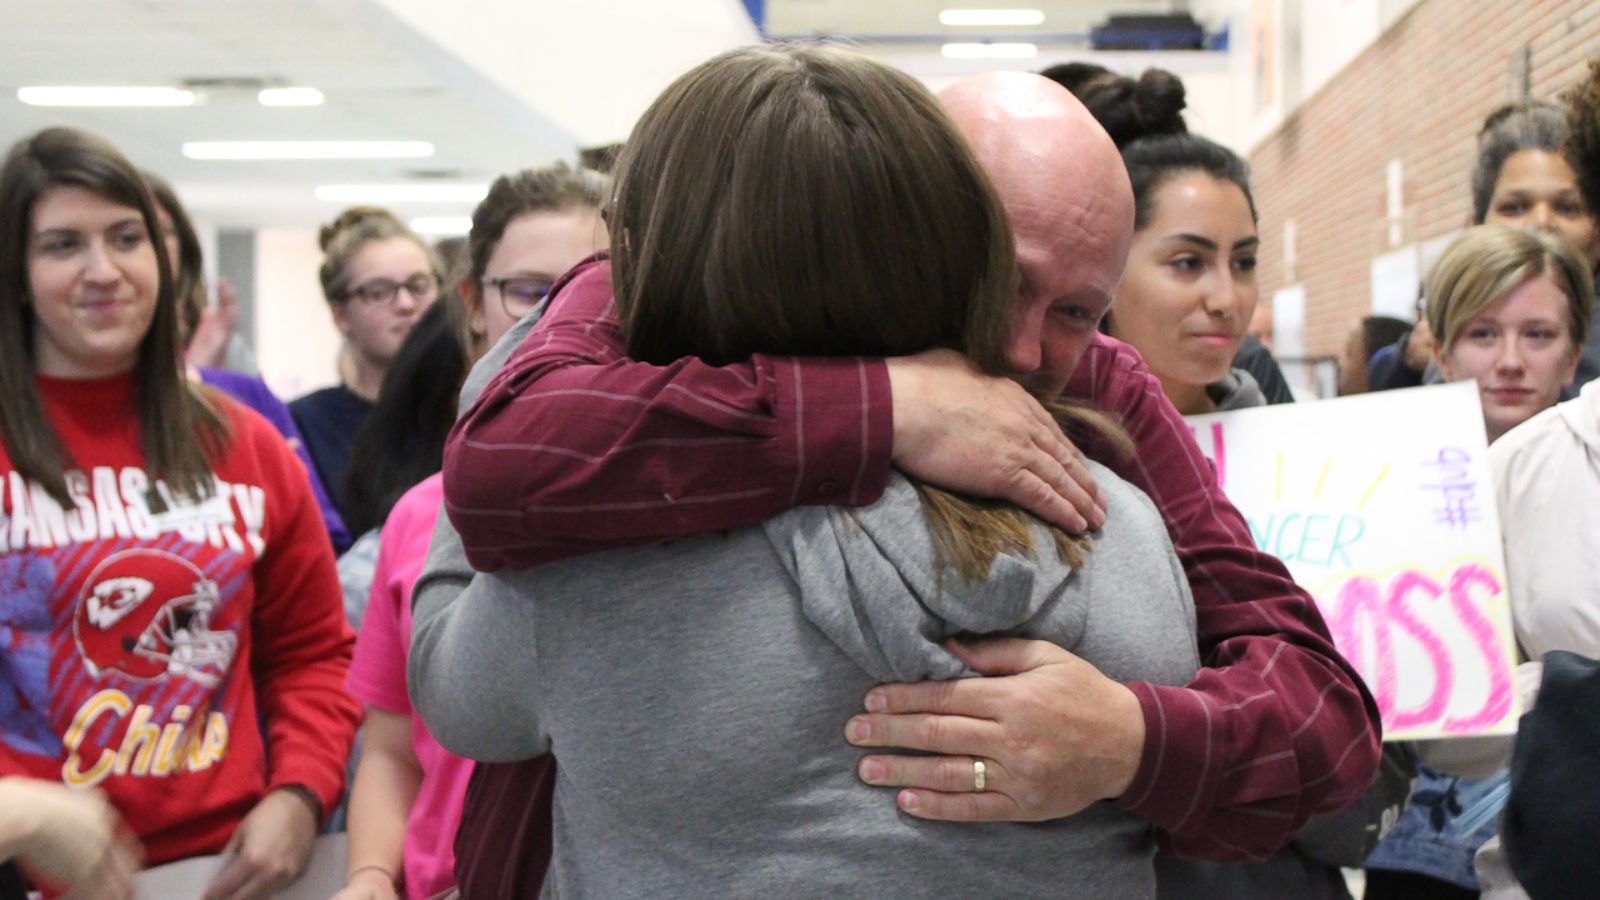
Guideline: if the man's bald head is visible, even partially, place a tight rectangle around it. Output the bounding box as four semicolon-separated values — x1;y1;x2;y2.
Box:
938;72;1136;396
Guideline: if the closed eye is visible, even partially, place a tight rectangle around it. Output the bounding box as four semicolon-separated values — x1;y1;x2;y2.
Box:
1050;303;1104;329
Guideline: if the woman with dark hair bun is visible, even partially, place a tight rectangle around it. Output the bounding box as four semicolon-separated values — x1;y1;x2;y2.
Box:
0;126;359;897
1064;68;1412;900
1060;67;1268;418
1045;64;1293;404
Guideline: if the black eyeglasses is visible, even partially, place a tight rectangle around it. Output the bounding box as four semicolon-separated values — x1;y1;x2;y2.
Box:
484;275;554;318
342;273;439;307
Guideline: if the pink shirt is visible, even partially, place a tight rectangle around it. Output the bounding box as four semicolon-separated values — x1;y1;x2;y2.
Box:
347;474;471;900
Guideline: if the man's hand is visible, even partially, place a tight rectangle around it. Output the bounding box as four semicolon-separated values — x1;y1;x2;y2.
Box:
0;777;141;900
887;349;1104;533
200;787;318;900
844;637;1145;821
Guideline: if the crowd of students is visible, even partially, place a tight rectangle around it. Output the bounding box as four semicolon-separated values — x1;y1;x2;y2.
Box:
1;39;1598;900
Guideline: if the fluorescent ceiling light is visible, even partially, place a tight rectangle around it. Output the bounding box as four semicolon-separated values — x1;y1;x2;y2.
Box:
17;86;196;107
315;184;489;204
939;9;1045;27
941;42;1039;59
183;141;434;160
410;216;473;236
258;87;325;107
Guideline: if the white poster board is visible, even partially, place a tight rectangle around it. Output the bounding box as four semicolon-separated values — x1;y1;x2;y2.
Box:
1186;382;1519;740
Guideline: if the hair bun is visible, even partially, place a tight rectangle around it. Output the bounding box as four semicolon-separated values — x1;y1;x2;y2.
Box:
319;205;401;251
1072;67;1188;148
1039;61;1113;95
1132;68;1187;133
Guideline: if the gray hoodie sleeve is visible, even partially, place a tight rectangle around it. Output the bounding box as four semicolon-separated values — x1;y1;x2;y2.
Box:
408;509;550;761
407;306;551;761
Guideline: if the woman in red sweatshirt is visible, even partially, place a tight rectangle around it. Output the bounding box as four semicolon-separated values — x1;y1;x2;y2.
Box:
0;127;360;899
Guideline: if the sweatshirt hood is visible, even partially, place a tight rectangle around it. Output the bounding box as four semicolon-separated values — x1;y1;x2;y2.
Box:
1206;368;1267;411
762;474;1083;683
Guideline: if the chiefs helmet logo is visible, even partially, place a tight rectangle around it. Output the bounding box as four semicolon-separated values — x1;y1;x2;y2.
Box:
85;577;154;628
73;549;237;686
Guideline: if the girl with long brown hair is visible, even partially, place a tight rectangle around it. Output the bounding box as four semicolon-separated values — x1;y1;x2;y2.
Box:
0;126;359;898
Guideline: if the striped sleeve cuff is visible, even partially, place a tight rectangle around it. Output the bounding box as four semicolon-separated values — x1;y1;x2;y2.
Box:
772;355;894;509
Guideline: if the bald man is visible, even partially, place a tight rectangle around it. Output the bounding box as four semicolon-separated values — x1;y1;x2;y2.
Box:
415;70;1379;889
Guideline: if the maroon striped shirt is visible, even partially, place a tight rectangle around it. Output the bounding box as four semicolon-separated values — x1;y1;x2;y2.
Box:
443;256;1380;866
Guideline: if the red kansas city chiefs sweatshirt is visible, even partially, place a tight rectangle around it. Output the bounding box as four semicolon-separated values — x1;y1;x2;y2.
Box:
0;372;360;867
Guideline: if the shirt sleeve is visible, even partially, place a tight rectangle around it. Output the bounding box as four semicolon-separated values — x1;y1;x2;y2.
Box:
1070;335;1382;861
408;506;549;762
245;413;364;818
346;517;414;715
1366;337;1424;392
441;256;895;571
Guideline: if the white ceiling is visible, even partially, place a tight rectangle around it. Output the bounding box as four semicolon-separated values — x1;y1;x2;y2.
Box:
0;0;1226;231
0;0;757;229
766;0;1189;38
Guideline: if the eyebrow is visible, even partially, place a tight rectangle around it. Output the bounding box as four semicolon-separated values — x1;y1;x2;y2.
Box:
33;217;145;237
1166;233;1260;251
1497;187;1581;198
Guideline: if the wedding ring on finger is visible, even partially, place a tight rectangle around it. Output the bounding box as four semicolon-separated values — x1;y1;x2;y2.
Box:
973;759;987;792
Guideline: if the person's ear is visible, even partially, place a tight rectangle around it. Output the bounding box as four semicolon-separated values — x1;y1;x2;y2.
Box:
459;277;487;337
328;300;355;338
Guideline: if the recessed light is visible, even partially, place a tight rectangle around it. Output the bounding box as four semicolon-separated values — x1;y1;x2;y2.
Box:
940;42;1039;59
315;184;488;204
17;86;197;107
258;87;325;107
409;216;473;235
939;9;1045;27
182;141;434;160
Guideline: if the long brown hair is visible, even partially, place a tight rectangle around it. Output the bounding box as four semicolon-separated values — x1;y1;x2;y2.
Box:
144;171;208;346
0;127;227;505
611;43;1122;581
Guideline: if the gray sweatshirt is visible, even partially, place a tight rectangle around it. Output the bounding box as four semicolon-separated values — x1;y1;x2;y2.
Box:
411;446;1200;897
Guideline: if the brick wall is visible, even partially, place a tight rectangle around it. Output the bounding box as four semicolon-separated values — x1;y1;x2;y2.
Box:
1249;0;1600;356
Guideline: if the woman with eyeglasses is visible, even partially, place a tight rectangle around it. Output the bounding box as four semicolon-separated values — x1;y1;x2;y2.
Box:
289;207;440;534
332;165;606;900
456;164;608;353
